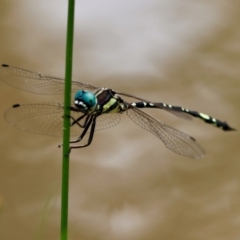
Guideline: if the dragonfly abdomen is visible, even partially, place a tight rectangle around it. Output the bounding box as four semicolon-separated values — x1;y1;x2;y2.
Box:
131;101;235;131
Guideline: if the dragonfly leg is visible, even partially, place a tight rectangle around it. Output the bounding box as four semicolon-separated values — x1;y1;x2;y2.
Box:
70;113;91;128
70;114;94;143
54;111;92;149
70;114;97;149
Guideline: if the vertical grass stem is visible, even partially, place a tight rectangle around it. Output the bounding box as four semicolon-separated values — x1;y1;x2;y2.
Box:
61;0;75;239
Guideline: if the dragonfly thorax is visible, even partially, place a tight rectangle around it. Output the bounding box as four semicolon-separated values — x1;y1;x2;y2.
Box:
95;88;128;114
74;90;97;112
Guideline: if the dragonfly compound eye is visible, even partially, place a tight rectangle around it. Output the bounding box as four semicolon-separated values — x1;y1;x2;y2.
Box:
74;90;97;109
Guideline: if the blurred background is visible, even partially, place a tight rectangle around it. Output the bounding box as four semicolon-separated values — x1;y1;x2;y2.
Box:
0;0;239;239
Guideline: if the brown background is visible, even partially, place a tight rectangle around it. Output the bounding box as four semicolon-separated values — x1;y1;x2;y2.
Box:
0;1;239;239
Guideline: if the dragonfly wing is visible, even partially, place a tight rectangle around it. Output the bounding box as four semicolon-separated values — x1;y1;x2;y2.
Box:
95;113;121;131
0;64;99;95
126;106;205;159
70;110;121;131
4;103;83;137
158;108;192;120
4;102;121;137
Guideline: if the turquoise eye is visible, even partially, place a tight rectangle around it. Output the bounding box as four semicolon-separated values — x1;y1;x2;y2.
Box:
74;90;97;108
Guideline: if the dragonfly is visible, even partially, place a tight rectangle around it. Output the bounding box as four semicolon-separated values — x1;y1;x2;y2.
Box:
0;64;235;159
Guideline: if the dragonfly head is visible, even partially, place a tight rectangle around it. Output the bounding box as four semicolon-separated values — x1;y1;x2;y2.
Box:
74;90;97;111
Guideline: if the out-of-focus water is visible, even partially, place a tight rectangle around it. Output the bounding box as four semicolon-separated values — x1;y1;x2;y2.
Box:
0;1;239;239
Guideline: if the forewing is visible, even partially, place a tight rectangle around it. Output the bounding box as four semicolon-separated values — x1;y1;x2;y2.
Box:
4;103;70;136
126;106;205;159
0;64;99;95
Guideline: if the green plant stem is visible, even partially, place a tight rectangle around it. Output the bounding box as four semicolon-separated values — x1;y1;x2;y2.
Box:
61;0;75;240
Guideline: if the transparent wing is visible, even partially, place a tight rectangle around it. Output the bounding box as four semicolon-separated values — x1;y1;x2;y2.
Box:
126;106;205;159
4;103;121;137
0;64;99;95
